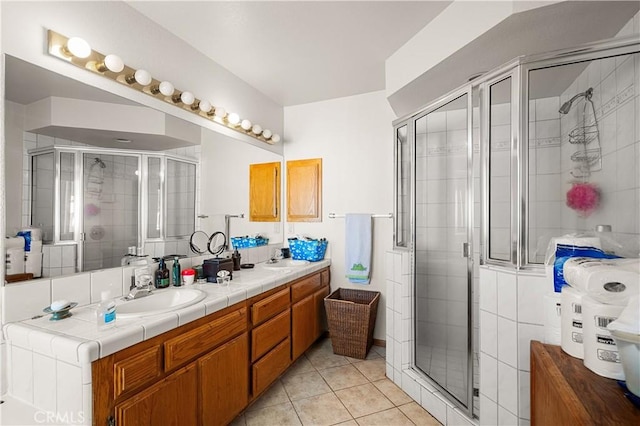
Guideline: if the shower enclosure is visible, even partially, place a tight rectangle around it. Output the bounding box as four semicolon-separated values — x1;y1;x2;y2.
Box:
393;33;639;421
29;146;197;273
394;88;478;418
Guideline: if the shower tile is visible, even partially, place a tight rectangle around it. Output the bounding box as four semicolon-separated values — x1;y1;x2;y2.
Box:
480;269;498;316
497;272;517;321
535;119;560;139
616;143;637;191
518;371;531;420
491;104;511;126
498;405;518;426
480;311;497;358
480;393;498;425
616;99;635;150
49;246;62;268
516;275;547;326
62;246;75;268
517;324;545;372
480;352;498;402
497;318;517;368
497;361;518;415
616;56;634;94
615;189;639;234
535;97;560;121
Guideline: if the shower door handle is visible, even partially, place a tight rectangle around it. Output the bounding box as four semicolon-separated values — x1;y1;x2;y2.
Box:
462;242;470;258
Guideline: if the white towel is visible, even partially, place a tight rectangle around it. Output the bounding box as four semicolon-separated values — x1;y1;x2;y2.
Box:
345;214;372;284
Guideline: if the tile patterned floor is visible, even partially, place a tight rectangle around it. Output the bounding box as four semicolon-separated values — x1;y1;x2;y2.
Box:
231;338;442;426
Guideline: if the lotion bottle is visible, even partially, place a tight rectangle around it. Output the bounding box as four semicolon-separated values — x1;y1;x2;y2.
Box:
172;257;181;286
96;290;116;329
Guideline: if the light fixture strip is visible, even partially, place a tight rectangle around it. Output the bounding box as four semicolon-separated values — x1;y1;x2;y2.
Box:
46;30;279;145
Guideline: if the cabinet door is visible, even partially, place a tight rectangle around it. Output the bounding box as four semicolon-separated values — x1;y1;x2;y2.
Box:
200;332;249;426
287;158;322;222
249;162;281;222
291;294;316;360
115;363;198;426
314;285;330;341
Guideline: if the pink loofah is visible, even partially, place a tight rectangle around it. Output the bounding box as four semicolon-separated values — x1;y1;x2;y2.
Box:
566;182;600;216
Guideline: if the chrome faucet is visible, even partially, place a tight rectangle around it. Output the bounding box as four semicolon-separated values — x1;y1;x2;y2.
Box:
224;213;245;250
125;274;153;300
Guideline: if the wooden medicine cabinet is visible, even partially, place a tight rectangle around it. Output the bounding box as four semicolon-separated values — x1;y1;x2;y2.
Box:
249;161;281;222
286;158;322;222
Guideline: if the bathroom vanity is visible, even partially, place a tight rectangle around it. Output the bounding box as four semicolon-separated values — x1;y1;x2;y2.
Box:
3;260;330;426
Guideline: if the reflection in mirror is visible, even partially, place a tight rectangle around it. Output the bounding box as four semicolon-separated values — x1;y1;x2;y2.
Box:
4;55;284;281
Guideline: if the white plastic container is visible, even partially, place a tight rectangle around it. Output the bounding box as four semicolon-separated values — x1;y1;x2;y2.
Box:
608;295;640;397
96;290;116;329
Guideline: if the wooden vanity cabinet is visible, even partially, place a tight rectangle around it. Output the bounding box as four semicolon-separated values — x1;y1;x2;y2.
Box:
248;286;292;398
249;161;281;222
291;270;330;360
200;333;249;426
93;267;331;425
92;304;248;426
115;363;198;426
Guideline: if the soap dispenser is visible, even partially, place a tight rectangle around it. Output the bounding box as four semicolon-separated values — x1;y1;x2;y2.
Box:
172;257;181;287
155;258;170;288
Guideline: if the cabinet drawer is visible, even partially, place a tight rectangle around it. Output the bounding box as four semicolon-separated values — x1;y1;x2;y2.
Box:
164;307;247;371
252;337;291;396
252;310;290;361
114;345;162;399
291;273;322;302
252;287;290;325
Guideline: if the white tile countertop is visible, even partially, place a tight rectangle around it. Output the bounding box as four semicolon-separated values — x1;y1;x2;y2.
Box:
3;259;331;365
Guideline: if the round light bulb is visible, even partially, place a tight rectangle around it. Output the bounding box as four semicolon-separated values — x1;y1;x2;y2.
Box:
180;91;195;105
271;134;281;143
262;129;273;140
66;37;91;58
103;54;124;72
252;124;263;136
227;113;240;125
134;69;152;86
214;107;227;118
241;119;252;131
199;100;212;113
159;81;174;96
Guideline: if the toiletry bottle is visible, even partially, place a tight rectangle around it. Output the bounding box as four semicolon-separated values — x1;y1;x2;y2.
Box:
232;248;241;271
96;290;116;329
155;258;170;288
172;257;181;286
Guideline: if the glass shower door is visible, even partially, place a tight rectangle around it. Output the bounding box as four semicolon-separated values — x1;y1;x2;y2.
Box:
82;153;139;271
414;92;472;409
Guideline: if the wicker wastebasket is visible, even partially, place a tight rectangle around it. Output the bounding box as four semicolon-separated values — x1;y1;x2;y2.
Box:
324;288;380;359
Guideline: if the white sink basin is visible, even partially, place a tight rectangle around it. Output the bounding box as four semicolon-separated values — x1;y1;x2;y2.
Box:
263;259;310;270
117;288;206;318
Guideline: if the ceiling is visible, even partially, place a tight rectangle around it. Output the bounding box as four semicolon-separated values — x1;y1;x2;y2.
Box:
128;1;452;107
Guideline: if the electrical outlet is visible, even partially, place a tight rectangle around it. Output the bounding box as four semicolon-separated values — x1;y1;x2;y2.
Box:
288;223;295;233
274;222;280;233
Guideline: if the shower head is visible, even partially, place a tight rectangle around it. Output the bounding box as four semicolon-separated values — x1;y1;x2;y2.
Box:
559;87;593;114
94;158;106;168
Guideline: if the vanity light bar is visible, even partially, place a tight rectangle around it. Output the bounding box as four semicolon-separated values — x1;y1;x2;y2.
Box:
46;30;280;145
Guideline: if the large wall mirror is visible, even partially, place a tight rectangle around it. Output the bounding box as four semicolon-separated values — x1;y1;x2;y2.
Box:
4;55;283;280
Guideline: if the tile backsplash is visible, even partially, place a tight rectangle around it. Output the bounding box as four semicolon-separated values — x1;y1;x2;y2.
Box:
1;245;277;325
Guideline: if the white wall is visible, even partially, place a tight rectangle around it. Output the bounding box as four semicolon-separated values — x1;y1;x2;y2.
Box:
283;90;395;340
199;128;284;244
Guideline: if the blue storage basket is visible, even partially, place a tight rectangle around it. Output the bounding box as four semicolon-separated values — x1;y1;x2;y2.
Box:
231;237;269;249
288;239;328;262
